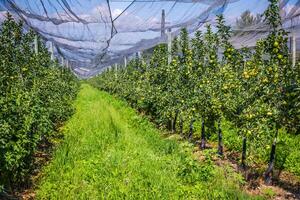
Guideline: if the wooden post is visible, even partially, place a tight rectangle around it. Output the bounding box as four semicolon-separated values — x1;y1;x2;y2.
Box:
34;35;38;54
161;9;166;37
167;28;172;65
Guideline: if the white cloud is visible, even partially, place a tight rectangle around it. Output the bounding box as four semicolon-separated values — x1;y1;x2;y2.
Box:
82;5;160;32
113;9;160;32
112;9;122;18
282;4;294;17
281;3;300;18
0;11;7;23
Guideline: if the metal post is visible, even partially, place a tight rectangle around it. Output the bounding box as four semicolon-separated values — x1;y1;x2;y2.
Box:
292;33;296;67
50;42;54;60
161;9;166;37
34;35;38;54
66;60;69;69
291;18;297;68
114;64;118;78
124;56;127;68
167;28;172;65
136;52;142;59
61;57;64;67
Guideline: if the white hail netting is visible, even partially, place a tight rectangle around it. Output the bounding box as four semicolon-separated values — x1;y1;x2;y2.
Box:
0;0;300;77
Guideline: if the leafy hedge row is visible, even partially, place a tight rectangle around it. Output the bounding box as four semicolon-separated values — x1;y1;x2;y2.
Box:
90;0;300;183
0;14;79;192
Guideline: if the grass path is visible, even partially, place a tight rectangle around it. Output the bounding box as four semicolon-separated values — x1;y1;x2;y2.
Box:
36;84;261;200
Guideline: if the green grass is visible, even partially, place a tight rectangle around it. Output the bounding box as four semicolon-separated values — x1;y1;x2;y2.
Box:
36;84;262;200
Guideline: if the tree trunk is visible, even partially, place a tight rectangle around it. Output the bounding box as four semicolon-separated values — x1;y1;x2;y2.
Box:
277;155;288;179
200;118;206;149
179;117;183;137
173;110;179;133
264;128;279;185
217;119;223;157
167;119;172;131
241;136;247;170
188;118;194;142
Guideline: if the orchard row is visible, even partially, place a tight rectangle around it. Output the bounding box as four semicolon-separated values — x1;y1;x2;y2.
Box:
0;14;79;192
90;0;300;184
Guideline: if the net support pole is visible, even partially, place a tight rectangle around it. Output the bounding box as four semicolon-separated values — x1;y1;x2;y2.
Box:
66;60;69;69
292;33;296;67
50;42;54;61
114;64;118;78
61;57;64;67
136;52;142;59
161;9;166;37
124;56;127;68
34;35;38;54
291;18;297;68
167;28;172;65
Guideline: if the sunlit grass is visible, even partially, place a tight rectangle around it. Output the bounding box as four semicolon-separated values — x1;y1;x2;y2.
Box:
36;84;262;200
